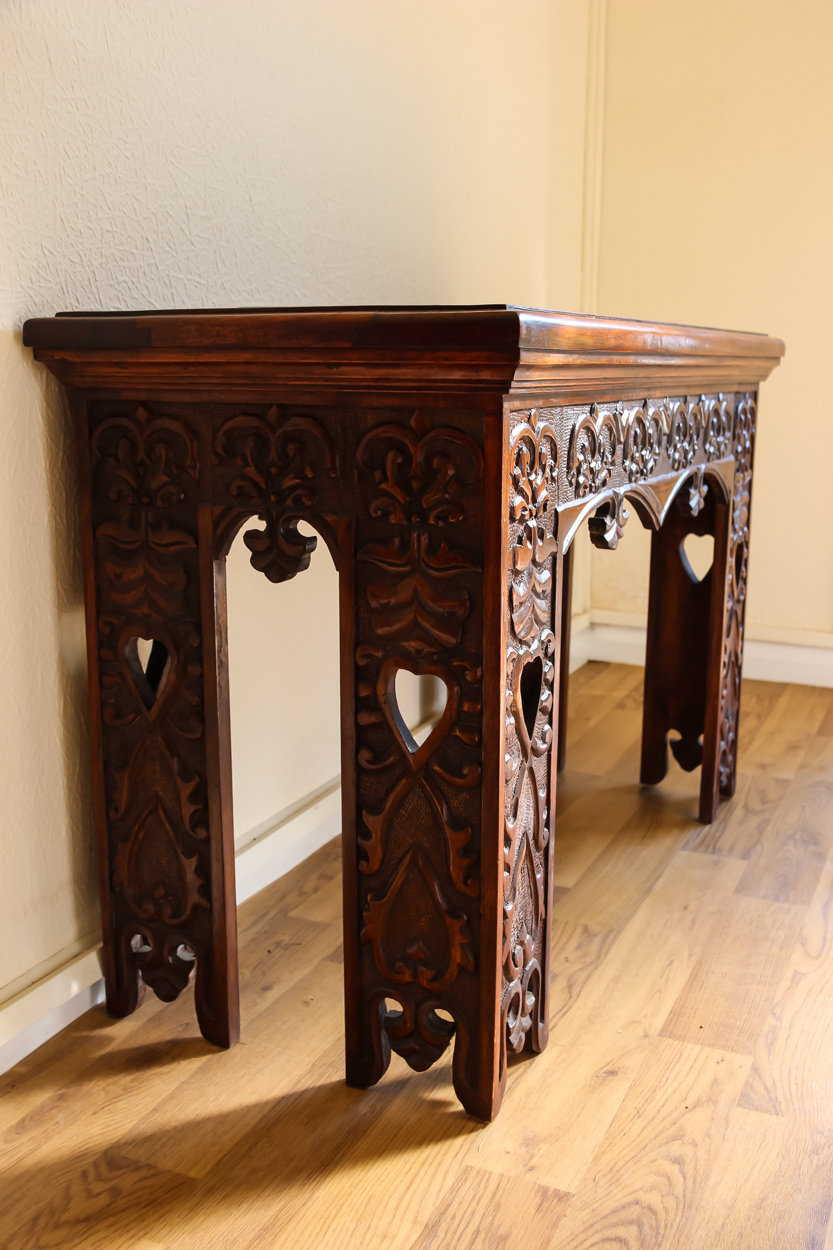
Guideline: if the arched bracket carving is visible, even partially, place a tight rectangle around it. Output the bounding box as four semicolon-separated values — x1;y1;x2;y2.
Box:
558;459;735;554
212;505;341;580
212;405;341;580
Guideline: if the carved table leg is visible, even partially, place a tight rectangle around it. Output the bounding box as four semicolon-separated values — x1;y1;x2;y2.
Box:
78;400;239;1047
557;544;573;772
342;406;560;1120
641;394;756;824
700;394;757;820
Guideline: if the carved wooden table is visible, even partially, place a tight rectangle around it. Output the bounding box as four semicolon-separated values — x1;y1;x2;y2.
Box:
24;307;783;1119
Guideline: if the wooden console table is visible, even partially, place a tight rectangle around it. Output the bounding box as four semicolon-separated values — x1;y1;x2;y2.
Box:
24;306;783;1120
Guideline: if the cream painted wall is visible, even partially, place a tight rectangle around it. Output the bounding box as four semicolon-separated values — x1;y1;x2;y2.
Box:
590;0;833;643
0;0;592;999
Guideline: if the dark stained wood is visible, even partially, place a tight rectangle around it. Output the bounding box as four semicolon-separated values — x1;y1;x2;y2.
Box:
24;306;782;1121
556;544;573;772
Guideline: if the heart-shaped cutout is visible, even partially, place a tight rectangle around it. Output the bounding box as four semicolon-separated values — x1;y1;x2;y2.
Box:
680;533;714;583
125;635;172;709
378;660;457;771
392;670;448;753
519;655;544;741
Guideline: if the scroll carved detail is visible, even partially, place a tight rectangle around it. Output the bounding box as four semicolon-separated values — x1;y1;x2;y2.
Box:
91;402;209;1005
718;394;756;792
502;409;559;1064
214;405;338;581
354;410;484;1074
568;404;618;498
511;411;557;642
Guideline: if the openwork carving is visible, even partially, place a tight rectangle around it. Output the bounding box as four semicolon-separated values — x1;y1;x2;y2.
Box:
91;402;210;1007
503;635;554;1054
214;405;338;581
717;394;756;792
354;410;484;1077
502;408;559;1066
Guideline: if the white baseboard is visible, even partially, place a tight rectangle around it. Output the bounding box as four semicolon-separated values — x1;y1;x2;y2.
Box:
575;621;833;688
0;948;105;1076
234;783;342;906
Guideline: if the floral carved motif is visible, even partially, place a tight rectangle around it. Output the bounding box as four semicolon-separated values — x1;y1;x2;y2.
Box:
91;404;198;618
354;410;484;1074
622;403;663;482
214;405;338;582
510;411;558;642
91;402;210;1006
703;396;733;461
567;404;618;498
666;399;702;471
502;408;559;1061
717;394;756;792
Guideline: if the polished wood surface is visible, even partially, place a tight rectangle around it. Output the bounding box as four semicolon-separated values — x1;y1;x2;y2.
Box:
23;305;783;398
23;305;783;1119
1;665;830;1249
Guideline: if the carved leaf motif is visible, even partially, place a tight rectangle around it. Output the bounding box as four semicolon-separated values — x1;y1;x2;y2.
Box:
360;532;479;656
356;411;483;526
92;404;198;620
361;849;474;992
112;796;209;926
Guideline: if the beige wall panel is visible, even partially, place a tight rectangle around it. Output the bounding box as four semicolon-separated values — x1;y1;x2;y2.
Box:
593;0;833;638
0;1;590;997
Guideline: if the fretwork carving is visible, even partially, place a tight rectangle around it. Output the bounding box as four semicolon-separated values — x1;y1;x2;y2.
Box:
214;405;339;582
502;409;559;1067
91;402;211;1008
353;409;484;1080
717;394;756;794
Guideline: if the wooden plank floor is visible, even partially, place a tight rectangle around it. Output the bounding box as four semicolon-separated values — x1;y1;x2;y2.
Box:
3;663;833;1249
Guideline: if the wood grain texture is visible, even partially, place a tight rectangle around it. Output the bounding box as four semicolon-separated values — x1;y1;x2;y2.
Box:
1;666;831;1248
659;893;804;1054
687;1109;833;1250
549;1038;751;1250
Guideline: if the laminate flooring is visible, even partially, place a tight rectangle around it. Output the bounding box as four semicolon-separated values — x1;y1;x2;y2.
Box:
3;664;832;1249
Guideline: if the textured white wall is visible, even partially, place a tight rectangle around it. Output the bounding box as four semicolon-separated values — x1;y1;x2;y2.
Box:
0;0;591;998
592;0;833;643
